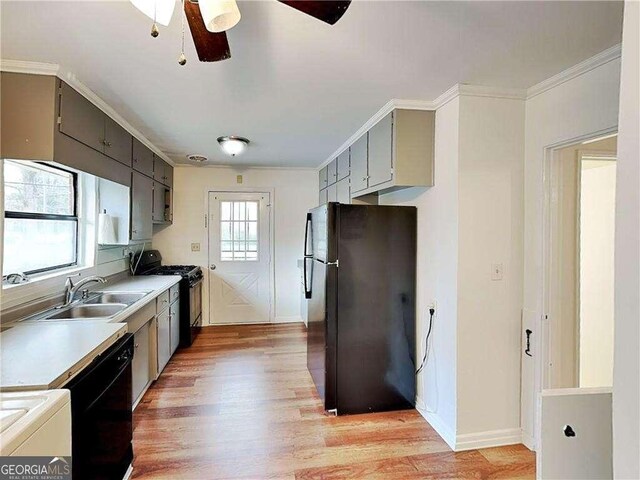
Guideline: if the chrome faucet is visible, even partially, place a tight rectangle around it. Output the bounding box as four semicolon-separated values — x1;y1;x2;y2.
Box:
61;275;107;307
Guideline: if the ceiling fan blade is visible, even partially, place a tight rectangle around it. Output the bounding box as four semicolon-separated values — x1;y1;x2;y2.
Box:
184;0;231;62
277;1;351;25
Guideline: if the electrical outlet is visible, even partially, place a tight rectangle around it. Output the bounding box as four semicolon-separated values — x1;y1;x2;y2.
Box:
428;301;437;317
236;175;243;184
191;243;201;252
491;263;504;281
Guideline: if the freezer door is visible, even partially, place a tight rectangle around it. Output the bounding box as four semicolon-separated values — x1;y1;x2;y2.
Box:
309;203;338;263
306;258;336;410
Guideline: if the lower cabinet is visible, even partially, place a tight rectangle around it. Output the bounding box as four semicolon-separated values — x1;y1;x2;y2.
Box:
157;309;171;375
170;299;180;355
132;320;151;403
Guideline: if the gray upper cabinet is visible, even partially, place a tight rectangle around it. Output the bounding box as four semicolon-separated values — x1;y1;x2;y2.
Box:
59;81;105;153
319;166;328;190
327;159;338;186
131;171;153;241
351;109;435;197
327;182;337;203
368;112;394;188
337;149;350;181
319;187;328;205
132;138;154;177
153;156;173;187
336;177;350;204
104;116;132;167
152;181;166;223
350;133;368;194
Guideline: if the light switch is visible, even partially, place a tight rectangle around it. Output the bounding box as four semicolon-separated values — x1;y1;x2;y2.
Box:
191;243;201;252
491;263;504;281
236;175;243;184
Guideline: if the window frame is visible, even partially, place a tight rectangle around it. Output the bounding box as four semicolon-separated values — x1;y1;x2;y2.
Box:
3;161;79;275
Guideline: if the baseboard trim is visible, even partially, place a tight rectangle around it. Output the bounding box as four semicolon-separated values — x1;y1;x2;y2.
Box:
455;427;523;451
415;395;456;450
274;316;304;324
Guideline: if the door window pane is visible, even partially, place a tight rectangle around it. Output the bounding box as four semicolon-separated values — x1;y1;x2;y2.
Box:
219;201;259;261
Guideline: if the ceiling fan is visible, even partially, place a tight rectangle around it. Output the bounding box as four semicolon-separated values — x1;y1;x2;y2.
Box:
130;0;351;64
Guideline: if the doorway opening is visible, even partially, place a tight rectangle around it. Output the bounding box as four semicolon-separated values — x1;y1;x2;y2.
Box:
545;133;617;390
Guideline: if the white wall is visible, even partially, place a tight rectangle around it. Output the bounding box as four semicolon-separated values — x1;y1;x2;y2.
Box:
379;97;460;447
579;161;616;388
380;93;525;450
613;1;640;477
151;166;317;325
521;55;621;448
456;95;525;443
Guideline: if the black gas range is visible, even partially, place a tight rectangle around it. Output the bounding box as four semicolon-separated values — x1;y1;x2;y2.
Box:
134;250;203;347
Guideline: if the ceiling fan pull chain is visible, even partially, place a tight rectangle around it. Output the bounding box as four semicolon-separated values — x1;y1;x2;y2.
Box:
150;0;159;37
178;0;187;65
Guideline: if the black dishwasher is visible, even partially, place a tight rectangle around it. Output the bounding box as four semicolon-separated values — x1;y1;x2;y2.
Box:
66;333;134;480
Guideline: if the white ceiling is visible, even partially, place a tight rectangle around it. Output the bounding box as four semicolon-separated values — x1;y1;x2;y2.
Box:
0;1;623;168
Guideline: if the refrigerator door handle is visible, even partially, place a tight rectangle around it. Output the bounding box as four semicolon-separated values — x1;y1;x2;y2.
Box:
303;257;312;299
303;213;312;258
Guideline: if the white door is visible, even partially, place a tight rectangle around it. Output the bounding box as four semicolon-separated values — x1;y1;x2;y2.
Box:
207;192;272;324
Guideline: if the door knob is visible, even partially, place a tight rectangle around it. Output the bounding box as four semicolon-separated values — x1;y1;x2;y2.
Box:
210;264;217;270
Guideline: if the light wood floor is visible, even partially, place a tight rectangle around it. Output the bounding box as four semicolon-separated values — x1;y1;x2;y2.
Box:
132;323;535;479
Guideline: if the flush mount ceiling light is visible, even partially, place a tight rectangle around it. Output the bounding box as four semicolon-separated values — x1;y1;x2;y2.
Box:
199;0;241;33
217;136;249;157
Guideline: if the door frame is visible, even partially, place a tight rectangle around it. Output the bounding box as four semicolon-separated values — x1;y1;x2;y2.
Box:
204;187;276;325
523;126;617;451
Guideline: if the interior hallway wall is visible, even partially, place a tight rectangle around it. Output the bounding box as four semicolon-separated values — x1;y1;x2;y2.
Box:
612;1;639;476
152;166;317;325
521;53;621;448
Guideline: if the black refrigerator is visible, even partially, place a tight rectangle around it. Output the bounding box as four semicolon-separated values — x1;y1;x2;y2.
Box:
303;202;417;415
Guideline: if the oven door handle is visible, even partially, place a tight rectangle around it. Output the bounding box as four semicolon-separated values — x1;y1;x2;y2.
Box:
190;277;203;288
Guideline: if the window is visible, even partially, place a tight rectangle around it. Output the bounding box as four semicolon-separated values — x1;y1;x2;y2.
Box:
3;160;78;276
220;201;258;261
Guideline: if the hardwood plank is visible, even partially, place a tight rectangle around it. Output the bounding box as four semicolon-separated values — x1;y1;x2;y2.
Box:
131;323;535;479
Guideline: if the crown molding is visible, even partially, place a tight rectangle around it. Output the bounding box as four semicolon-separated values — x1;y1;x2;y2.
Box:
0;59;59;76
176;163;317;171
1;59;173;166
60;71;174;166
319;86;526;169
526;43;622;100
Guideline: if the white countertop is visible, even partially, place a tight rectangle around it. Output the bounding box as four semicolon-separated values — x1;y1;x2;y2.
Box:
0;322;128;391
0;274;181;392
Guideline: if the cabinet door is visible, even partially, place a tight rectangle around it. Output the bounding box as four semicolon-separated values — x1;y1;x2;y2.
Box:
132;321;151;404
153;156;166;183
104;116;132;166
327;183;337;203
327;159;338;186
157;309;171;374
152;181;167;223
368;112;393;188
164;163;173;188
350;133;368;193
319;188;328;205
58;81;105;153
132;138;154;177
318;166;328;190
336;177;350;204
131;171;153;241
170;299;180;355
337;149;350;181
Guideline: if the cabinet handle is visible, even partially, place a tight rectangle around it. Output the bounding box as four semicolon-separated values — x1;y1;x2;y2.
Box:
135;343;140;349
132;229;138;234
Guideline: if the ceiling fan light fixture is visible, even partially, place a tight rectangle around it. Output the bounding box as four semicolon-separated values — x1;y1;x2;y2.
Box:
217;136;249;156
130;0;176;26
199;0;241;33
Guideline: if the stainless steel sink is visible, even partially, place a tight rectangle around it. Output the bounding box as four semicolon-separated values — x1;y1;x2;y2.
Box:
45;303;127;320
89;291;150;305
